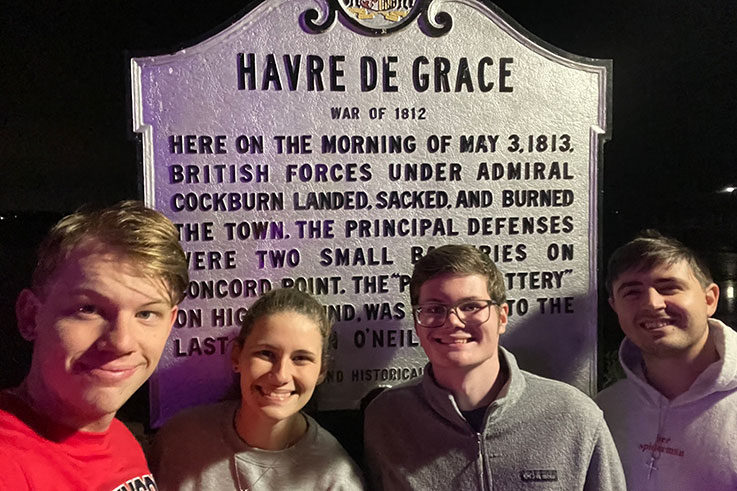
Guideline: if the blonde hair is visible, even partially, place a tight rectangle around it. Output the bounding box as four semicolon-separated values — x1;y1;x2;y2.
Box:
32;201;188;305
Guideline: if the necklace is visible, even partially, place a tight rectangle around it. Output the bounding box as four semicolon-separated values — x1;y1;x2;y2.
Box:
639;365;669;482
645;454;658;480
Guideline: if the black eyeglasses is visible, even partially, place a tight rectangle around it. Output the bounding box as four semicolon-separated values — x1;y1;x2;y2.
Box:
412;300;498;328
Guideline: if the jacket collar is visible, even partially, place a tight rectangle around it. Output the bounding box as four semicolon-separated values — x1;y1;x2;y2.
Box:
420;347;527;432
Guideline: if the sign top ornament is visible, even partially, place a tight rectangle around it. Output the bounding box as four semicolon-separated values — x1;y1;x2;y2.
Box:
305;0;451;36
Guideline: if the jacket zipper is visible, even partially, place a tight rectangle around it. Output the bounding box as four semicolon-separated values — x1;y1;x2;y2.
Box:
477;432;490;490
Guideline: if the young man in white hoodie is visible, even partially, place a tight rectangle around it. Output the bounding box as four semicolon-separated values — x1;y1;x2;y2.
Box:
597;230;737;490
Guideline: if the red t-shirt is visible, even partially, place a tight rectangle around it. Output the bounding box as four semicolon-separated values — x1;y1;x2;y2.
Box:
0;391;157;491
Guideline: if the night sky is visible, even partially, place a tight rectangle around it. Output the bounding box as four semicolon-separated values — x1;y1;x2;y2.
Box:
3;2;735;221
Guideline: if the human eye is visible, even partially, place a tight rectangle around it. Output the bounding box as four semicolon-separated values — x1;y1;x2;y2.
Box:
621;288;640;298
136;310;158;320
75;304;100;318
293;353;316;365
255;349;276;361
657;283;682;295
459;301;487;313
421;304;446;315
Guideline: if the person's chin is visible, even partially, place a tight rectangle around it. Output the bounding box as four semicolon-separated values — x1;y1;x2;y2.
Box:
259;403;303;423
80;377;143;409
431;351;476;368
77;391;129;419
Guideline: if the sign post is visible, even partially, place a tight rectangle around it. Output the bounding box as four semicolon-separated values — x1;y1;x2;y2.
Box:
131;0;610;426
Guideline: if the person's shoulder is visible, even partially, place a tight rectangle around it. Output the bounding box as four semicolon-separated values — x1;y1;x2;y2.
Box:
594;379;631;409
306;416;365;490
307;414;345;448
0;390;30;427
519;370;601;413
365;379;423;413
164;400;234;427
307;416;356;460
155;400;234;444
108;418;148;455
363;380;426;435
151;400;236;479
0;391;44;447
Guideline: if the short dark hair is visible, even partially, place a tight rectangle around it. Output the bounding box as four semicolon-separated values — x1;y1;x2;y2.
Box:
32;200;189;305
409;244;506;306
235;288;332;362
606;229;713;295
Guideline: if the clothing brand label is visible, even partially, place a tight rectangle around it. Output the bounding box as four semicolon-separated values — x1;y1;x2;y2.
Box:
520;469;558;482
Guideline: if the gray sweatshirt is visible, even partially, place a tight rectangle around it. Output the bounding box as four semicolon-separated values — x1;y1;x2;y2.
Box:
364;348;625;490
152;400;364;491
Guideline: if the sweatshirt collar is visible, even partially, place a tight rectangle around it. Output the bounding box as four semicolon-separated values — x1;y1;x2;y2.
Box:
420;347;527;431
619;319;737;405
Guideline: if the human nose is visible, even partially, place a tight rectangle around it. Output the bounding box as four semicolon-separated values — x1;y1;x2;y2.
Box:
643;288;666;310
270;357;291;383
99;314;136;353
443;306;466;328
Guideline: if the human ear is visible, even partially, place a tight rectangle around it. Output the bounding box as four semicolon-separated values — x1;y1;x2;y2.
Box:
316;360;328;385
166;306;178;335
16;289;40;342
497;303;509;335
704;283;719;317
230;341;243;372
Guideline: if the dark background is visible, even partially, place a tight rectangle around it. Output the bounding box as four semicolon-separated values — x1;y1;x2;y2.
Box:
1;0;735;449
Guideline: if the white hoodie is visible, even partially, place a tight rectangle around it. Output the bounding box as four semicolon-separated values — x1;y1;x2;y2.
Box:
596;319;737;491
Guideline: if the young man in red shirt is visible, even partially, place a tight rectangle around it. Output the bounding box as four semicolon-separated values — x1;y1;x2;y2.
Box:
0;201;188;490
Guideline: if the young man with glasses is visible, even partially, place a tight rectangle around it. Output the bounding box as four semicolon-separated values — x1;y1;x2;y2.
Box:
364;244;624;490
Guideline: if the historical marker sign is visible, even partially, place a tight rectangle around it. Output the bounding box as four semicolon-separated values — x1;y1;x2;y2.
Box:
131;0;610;426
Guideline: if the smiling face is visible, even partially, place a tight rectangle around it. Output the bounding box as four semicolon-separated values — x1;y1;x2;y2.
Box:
17;241;178;431
232;311;324;426
609;259;719;360
415;273;508;374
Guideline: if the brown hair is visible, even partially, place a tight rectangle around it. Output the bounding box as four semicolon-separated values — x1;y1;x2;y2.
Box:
606;229;713;295
409;244;506;306
32;200;188;305
235;288;332;362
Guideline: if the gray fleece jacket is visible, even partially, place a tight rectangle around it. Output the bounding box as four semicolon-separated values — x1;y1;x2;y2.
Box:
364;347;625;490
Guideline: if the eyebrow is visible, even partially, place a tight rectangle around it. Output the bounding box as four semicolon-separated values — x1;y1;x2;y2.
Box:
419;296;487;304
139;300;171;307
615;276;684;294
292;349;318;357
253;344;318;356
68;289;171;307
614;281;642;294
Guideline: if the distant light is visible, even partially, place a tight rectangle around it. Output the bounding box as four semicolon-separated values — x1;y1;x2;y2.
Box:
721;186;736;193
727;285;735;300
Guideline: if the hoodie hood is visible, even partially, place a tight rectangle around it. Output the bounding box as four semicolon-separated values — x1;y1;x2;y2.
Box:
619;318;737;406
